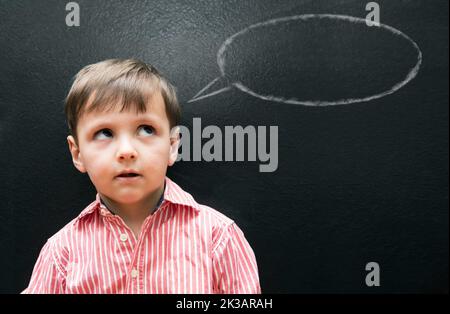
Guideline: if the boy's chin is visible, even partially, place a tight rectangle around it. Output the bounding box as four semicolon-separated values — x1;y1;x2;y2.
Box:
112;192;145;203
98;189;139;203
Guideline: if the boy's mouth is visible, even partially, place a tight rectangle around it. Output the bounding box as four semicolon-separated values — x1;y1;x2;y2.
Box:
117;173;140;177
115;172;142;183
115;170;142;178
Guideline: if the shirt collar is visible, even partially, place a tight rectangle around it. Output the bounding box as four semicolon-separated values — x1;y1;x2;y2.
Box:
77;176;200;220
163;176;200;211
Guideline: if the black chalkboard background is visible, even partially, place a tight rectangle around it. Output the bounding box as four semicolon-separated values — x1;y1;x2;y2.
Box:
0;0;448;293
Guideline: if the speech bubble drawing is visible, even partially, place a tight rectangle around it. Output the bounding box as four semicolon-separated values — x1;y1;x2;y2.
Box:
189;14;422;106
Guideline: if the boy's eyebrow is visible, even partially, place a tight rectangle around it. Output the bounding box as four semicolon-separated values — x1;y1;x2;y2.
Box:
86;116;161;132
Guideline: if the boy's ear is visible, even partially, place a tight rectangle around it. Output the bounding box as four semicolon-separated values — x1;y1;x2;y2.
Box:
168;126;180;166
67;135;87;173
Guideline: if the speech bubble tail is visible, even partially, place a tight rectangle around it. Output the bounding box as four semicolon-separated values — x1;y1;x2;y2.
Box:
188;76;231;103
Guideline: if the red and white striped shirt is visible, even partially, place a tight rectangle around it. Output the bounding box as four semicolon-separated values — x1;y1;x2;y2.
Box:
22;177;261;294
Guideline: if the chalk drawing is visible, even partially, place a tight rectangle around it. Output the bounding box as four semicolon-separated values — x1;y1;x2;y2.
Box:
189;14;422;106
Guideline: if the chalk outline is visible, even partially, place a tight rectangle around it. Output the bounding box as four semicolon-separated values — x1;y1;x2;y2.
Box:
189;14;422;106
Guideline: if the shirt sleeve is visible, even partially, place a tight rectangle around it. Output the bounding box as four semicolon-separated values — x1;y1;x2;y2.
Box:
212;222;261;294
22;239;66;294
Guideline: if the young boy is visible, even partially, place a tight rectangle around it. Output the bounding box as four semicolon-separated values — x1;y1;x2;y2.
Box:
22;59;261;294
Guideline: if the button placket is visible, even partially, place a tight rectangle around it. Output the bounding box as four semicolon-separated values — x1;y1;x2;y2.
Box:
119;233;128;242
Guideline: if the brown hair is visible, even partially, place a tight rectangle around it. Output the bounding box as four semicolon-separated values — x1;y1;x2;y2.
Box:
64;59;181;144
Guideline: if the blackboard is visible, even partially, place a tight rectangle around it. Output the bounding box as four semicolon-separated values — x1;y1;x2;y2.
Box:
0;0;448;293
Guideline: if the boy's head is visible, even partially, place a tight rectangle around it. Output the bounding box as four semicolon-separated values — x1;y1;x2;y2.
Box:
65;59;181;204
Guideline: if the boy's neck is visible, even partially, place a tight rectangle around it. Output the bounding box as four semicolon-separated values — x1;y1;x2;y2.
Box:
99;183;165;227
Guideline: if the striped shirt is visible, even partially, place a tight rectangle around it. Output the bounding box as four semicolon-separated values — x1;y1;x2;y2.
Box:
22;177;261;294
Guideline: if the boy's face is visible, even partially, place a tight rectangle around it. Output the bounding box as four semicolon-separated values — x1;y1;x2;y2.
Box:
67;91;179;205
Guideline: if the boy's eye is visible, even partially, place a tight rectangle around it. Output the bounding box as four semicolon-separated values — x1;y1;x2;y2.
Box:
138;125;155;136
94;125;155;140
94;129;112;140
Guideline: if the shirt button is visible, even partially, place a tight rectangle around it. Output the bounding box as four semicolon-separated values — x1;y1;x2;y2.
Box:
120;234;128;242
131;269;139;278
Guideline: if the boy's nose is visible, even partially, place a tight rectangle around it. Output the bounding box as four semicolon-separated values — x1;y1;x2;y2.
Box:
116;139;138;160
118;151;136;160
